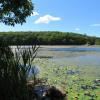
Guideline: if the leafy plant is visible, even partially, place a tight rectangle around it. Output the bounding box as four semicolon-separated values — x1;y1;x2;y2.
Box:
0;43;39;100
0;0;34;26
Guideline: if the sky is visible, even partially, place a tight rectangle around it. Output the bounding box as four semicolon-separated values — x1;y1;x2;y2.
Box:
0;0;100;37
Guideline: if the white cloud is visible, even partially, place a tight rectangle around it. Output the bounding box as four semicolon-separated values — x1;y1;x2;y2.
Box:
90;24;100;27
75;28;80;31
34;15;61;24
31;11;39;16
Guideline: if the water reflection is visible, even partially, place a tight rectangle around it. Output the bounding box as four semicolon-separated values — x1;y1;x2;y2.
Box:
49;47;100;52
38;47;100;67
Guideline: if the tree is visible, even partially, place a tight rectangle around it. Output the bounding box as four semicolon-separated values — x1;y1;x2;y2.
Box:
0;0;34;26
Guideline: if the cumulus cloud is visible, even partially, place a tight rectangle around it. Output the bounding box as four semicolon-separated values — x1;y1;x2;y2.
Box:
34;15;61;24
75;28;80;31
31;11;39;16
90;24;100;27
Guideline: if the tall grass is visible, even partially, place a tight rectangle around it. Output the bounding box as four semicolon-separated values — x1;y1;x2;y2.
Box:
0;42;39;100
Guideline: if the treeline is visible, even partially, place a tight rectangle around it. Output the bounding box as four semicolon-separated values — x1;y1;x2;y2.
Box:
0;31;99;45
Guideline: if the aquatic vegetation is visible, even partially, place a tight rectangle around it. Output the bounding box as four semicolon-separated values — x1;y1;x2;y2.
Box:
33;58;100;100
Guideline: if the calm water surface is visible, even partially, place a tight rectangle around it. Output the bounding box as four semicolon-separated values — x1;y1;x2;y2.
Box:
11;46;100;67
38;47;100;67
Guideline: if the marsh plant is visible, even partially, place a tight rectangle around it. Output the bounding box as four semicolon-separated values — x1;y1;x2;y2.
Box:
34;59;100;100
0;42;39;100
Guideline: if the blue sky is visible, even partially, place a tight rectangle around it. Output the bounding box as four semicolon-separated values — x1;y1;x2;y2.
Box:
0;0;100;37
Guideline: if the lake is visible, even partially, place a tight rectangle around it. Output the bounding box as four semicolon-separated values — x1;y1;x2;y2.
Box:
10;46;100;99
11;45;100;78
37;46;100;67
11;46;100;67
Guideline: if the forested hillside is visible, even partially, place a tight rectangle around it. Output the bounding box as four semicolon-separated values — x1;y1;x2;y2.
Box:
0;31;99;45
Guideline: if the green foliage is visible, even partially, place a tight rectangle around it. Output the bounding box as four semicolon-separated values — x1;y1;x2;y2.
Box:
0;43;39;100
95;38;100;45
0;31;97;45
0;0;33;26
87;36;96;45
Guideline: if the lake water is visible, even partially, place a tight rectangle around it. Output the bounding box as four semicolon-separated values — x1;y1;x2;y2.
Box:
38;47;100;67
11;46;100;78
11;46;100;67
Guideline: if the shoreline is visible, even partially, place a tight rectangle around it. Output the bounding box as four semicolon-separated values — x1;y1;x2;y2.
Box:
40;45;100;48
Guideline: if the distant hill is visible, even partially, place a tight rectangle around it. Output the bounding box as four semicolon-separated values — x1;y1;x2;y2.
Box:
0;31;100;45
